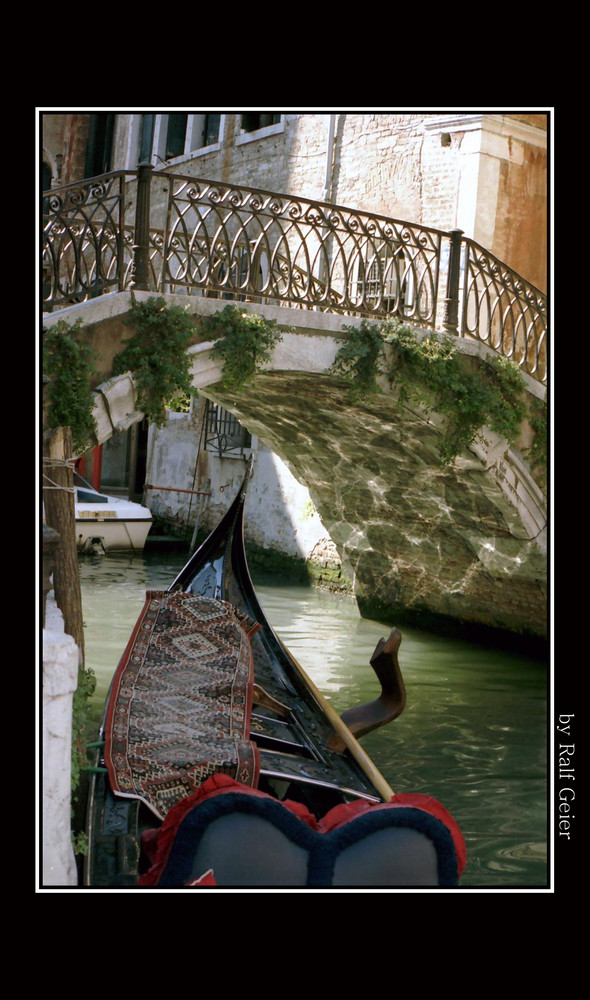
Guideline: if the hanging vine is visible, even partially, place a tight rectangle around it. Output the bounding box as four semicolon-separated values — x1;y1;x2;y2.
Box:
331;318;545;467
43;319;98;453
112;296;196;426
329;319;386;400
523;397;548;492
202;304;287;390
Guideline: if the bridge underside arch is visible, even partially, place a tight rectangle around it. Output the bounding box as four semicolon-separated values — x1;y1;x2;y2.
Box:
200;370;547;647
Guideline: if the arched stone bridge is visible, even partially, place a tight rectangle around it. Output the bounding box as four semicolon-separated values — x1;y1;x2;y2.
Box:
44;291;547;646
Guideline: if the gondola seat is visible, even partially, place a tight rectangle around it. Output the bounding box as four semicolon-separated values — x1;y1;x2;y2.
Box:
138;774;466;888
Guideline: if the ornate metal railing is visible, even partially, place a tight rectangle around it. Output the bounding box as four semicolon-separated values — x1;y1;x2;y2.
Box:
158;174;443;328
42;167;547;384
42;172;130;308
459;238;547;384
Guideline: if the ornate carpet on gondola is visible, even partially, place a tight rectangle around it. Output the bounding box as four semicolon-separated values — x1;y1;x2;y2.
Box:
104;591;261;820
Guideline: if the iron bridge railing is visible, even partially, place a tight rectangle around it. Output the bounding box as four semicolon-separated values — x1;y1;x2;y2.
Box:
42;166;547;384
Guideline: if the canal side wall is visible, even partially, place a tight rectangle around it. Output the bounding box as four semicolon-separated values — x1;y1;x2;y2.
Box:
42;593;79;886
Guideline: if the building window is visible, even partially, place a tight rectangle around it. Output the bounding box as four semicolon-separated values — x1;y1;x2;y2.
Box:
241;113;281;133
204;401;252;458
165;113;189;159
85;113;116;177
42;161;53;193
202;114;221;147
237;114;285;146
139;114;156;163
141;113;223;164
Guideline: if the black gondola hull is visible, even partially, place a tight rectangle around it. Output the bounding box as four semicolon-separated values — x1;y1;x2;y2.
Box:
83;463;467;888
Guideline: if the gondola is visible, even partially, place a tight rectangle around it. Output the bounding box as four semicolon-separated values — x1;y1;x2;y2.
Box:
84;461;465;888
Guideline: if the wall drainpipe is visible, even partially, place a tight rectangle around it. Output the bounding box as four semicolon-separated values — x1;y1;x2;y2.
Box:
323;114;336;204
320;114;337;291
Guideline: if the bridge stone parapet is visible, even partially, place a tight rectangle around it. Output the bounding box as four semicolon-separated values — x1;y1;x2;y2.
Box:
42;290;352;387
44;292;547;643
43;290;546;399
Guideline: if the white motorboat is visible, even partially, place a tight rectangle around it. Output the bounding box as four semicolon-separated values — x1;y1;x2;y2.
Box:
75;474;152;552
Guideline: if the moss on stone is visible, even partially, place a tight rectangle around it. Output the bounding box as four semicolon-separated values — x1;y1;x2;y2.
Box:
248;539;353;594
147;518;351;594
305;558;353;594
246;543;310;584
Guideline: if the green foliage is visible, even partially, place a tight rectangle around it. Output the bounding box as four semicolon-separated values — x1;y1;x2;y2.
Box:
301;499;317;520
384;321;528;463
43;320;98;453
113;296;195;426
168;393;192;414
203;304;286;390
524;397;548;490
72;831;89;858
71;665;97;803
330;319;386;400
331;318;533;465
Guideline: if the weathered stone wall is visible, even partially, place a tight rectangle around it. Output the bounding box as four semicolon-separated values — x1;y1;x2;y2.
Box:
492;141;547;292
420;114;548;291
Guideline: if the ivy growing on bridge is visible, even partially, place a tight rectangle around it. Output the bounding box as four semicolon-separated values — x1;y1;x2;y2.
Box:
43;299;291;451
112;296;196;426
524;397;548;491
329;319;386;401
331;318;545;468
202;304;288;390
43;319;98;454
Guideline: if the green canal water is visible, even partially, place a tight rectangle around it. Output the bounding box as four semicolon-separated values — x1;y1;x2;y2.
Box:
79;550;549;890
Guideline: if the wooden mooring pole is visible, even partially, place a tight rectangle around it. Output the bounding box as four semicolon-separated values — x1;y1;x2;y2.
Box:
43;426;85;664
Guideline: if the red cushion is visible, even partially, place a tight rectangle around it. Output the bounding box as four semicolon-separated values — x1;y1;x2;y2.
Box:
139;774;465;888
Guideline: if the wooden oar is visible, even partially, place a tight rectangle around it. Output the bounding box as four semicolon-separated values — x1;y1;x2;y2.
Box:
276;637;396;802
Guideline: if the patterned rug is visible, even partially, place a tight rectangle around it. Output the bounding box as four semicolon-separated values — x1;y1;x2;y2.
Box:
104;591;261;820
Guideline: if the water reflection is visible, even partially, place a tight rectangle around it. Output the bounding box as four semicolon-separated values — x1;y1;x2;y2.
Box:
79;550;548;889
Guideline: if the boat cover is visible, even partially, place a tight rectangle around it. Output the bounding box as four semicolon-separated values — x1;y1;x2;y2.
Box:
104;592;261;820
138;774;466;888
